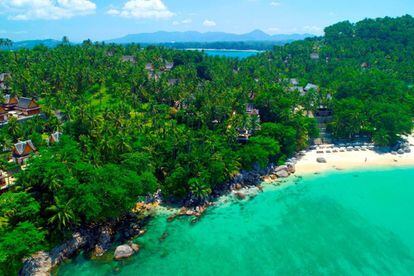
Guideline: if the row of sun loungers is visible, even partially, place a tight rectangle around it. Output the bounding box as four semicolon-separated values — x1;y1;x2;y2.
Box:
314;143;375;154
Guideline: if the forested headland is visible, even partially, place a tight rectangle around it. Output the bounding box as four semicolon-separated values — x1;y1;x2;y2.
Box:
0;15;414;274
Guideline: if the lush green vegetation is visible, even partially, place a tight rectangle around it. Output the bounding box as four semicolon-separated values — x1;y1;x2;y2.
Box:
259;15;414;145
0;36;314;275
0;15;413;274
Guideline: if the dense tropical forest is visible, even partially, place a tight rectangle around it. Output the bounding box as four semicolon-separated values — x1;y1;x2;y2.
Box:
0;15;414;274
0;39;289;51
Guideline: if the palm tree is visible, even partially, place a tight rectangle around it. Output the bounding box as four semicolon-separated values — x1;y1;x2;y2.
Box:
7;117;21;140
47;197;77;231
0;38;13;48
189;178;211;202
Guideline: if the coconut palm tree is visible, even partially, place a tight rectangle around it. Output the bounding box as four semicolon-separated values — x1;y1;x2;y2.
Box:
47;197;77;232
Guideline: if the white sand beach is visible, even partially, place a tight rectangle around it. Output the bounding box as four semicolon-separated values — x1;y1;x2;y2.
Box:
295;136;414;176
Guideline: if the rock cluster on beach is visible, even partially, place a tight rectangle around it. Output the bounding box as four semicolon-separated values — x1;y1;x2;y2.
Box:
261;163;296;183
392;141;412;155
229;162;296;200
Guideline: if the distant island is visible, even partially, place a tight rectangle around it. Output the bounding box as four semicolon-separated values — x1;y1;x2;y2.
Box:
0;30;314;51
105;30;314;44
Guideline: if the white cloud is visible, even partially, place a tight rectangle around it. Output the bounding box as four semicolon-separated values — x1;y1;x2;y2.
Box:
172;18;192;26
108;0;174;20
203;19;216;27
270;1;281;7
1;0;96;20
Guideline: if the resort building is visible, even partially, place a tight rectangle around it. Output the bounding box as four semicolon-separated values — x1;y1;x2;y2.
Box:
145;63;154;71
49;131;63;144
16;97;41;116
304;83;320;92
3;94;18;110
290;78;299;86
246;103;260;116
12;140;37;164
237;128;251;143
164;61;174;71
122;55;136;63
0;106;7;122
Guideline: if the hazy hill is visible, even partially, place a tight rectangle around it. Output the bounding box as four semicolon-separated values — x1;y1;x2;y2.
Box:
106;30;313;44
0;30;313;50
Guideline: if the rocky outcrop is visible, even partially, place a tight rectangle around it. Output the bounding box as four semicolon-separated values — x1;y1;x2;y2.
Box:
286;163;296;174
167;204;210;222
275;170;289;178
20;213;148;276
20;232;89;276
205;161;297;204
20;251;51;276
94;224;114;257
234;191;246;200
393;140;412;154
20;150;304;274
114;244;135;260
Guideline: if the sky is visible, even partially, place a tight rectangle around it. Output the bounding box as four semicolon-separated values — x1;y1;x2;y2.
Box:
0;0;414;42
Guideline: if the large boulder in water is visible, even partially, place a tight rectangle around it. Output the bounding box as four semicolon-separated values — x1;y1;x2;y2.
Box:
130;243;140;252
114;245;134;260
234;183;243;190
274;165;288;172
234;192;246;200
275;170;289;178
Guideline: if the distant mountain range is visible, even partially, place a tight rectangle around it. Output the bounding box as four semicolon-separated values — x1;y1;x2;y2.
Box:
1;30;314;50
106;30;314;44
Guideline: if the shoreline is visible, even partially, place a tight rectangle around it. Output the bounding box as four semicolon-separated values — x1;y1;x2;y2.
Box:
294;136;414;176
22;137;414;275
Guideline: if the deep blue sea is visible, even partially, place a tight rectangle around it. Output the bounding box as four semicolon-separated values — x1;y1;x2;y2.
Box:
57;168;414;275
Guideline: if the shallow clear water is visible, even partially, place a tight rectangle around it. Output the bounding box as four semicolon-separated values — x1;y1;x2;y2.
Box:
57;168;414;275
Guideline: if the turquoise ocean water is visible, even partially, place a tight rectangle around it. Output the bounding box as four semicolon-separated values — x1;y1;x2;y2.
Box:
57;168;414;275
190;49;260;59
